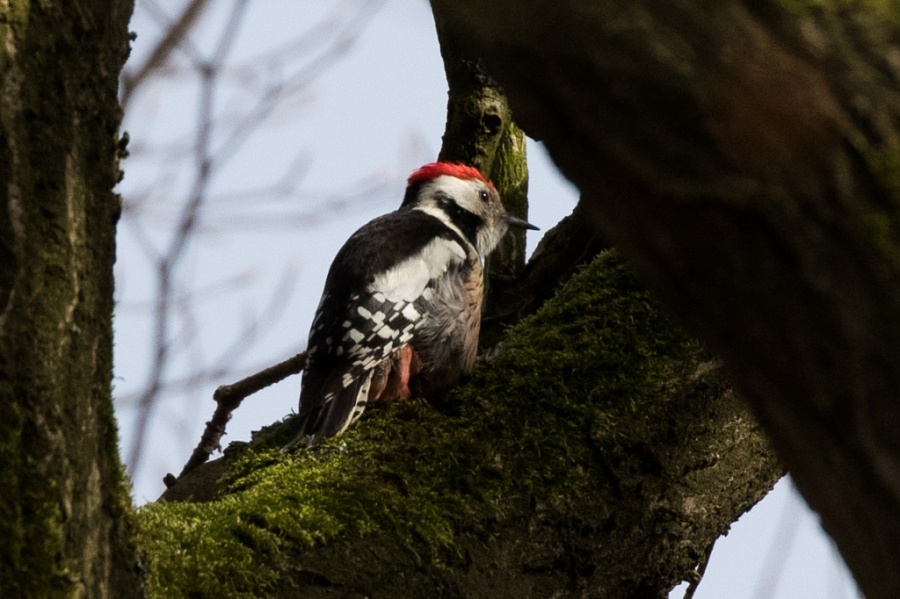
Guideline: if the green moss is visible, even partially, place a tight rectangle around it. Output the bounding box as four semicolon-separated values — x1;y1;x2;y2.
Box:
871;150;900;197
846;124;900;259
860;140;900;201
138;252;704;598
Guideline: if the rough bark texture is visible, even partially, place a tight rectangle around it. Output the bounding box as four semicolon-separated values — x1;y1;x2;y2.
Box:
143;253;781;599
0;2;142;597
430;2;900;598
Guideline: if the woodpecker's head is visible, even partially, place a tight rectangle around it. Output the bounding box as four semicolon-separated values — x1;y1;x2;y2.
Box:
402;162;537;257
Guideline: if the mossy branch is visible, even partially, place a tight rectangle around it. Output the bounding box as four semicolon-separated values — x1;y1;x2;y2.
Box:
140;252;781;599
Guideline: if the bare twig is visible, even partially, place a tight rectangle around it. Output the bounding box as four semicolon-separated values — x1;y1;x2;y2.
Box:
210;0;387;169
683;538;717;599
127;0;251;477
753;487;802;599
164;351;307;487
116;267;301;406
122;0;213;107
121;1;388;483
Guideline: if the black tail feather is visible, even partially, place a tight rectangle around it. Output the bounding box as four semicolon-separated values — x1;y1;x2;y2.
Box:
282;369;372;451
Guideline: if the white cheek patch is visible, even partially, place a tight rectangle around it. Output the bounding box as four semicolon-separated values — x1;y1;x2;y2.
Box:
421;175;484;215
369;237;466;301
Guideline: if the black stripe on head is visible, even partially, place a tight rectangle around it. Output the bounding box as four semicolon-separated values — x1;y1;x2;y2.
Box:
433;190;480;248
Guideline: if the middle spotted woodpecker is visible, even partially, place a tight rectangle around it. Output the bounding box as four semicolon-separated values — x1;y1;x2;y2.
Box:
286;162;537;448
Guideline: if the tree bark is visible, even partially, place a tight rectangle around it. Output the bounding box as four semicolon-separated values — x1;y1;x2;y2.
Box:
432;18;532;345
0;2;142;597
430;1;900;598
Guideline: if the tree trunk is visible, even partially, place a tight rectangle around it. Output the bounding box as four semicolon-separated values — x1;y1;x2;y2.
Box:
430;1;900;598
0;2;142;597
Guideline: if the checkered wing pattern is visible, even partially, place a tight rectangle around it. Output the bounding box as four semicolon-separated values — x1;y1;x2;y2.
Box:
297;290;422;442
289;210;468;448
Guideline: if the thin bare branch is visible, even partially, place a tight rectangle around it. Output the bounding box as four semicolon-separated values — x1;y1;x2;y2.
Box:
210;1;387;169
164;351;307;486
127;0;251;477
121;0;389;483
122;0;213;107
683;539;717;599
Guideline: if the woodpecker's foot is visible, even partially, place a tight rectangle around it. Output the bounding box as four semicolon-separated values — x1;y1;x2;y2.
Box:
373;345;420;402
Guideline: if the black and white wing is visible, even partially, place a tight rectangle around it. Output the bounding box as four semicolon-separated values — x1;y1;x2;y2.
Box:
289;209;469;447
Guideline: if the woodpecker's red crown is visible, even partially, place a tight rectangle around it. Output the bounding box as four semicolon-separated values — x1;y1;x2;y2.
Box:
407;162;492;188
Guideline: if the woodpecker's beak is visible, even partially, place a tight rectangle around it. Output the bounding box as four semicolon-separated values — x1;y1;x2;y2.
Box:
505;215;539;230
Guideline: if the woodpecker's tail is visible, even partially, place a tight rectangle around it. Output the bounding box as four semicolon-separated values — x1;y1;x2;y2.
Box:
282;369;373;451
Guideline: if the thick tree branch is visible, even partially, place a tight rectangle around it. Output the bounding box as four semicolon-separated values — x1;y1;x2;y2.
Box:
143;7;788;596
432;18;531;341
141;253;781;598
486;197;608;326
430;2;900;597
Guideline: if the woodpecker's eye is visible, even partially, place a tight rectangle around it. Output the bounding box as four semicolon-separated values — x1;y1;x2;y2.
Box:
479;189;490;203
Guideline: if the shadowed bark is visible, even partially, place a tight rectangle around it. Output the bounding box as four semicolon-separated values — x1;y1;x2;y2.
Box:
430;2;900;598
0;2;142;597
